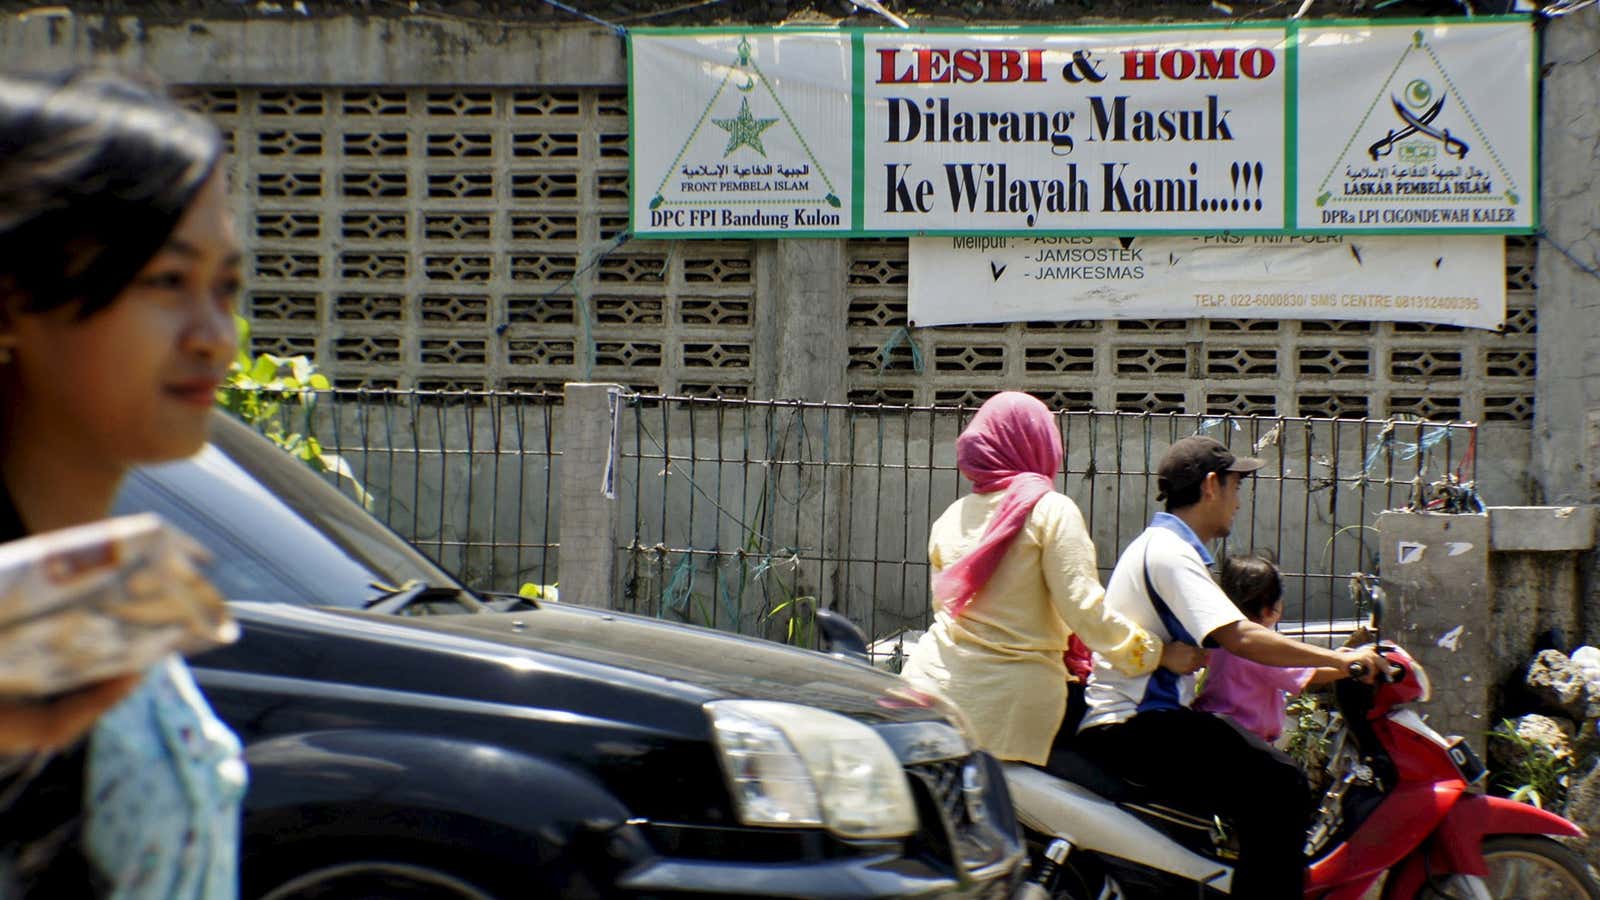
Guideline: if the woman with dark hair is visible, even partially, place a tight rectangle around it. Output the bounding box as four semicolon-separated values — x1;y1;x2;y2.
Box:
0;69;245;898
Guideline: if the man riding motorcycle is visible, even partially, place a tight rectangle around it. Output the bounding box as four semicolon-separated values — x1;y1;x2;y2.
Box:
1076;436;1387;900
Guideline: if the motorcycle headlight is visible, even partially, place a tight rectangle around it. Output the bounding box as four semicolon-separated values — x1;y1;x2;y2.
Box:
706;700;918;839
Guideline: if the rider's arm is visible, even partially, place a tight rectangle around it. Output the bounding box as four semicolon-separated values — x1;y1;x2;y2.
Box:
1208;620;1357;670
1037;494;1163;677
1307;667;1347;686
1154;545;1388;683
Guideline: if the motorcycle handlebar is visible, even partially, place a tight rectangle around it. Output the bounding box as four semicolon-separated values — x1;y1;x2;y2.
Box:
1347;659;1404;683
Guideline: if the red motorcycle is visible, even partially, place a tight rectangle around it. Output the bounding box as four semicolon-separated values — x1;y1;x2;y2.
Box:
1303;640;1593;898
1008;595;1597;898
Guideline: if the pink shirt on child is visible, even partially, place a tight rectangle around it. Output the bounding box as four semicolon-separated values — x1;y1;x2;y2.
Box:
1193;648;1315;743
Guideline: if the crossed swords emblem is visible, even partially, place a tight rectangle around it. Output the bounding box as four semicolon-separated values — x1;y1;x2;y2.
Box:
1368;94;1470;161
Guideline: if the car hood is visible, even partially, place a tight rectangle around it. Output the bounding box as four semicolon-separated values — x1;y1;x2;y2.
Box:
380;602;949;726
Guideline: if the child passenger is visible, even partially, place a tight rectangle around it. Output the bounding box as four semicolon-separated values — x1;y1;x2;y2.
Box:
1194;554;1344;744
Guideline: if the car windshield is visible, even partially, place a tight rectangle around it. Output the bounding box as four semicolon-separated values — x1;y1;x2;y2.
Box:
113;412;467;610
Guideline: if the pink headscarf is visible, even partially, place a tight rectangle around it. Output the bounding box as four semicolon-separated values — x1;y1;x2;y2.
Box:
934;392;1063;617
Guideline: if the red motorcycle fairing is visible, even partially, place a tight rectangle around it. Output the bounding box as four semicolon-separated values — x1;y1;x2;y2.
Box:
1306;780;1465;899
1379;793;1586;898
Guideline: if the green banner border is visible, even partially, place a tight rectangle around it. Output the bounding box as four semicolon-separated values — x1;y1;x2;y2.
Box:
627;16;1538;239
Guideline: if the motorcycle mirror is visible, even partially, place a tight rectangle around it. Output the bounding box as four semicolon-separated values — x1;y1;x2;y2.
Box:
816;608;870;662
1370;591;1385;647
1350;573;1385;647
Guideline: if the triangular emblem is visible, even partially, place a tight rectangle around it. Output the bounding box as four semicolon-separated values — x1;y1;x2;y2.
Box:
1313;30;1520;212
646;36;841;213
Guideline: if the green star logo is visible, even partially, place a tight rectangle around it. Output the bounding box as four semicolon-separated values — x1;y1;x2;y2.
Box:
712;97;778;158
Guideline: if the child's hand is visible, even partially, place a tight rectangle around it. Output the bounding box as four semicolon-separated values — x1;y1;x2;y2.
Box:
1159;642;1206;675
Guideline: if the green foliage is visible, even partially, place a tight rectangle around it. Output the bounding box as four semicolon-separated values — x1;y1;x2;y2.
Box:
217;315;332;470
622;448;833;650
622;411;868;654
1284;691;1336;781
217;316;369;507
764;595;818;649
883;639;909;675
1489;718;1575;811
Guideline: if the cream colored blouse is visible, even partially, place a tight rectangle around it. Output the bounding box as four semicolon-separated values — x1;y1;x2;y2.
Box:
901;491;1162;765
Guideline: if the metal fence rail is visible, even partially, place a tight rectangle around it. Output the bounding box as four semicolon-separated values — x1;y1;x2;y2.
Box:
243;389;562;595
614;395;1478;655
232;388;1477;658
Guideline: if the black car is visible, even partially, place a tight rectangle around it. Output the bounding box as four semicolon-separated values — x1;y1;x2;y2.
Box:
113;413;1025;899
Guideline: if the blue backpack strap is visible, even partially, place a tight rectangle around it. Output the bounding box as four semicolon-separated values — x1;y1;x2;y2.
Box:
1137;544;1198;714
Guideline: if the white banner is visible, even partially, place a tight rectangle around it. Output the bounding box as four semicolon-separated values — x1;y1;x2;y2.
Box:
631;32;854;236
1296;21;1536;232
908;234;1505;330
628;20;1536;238
864;27;1287;233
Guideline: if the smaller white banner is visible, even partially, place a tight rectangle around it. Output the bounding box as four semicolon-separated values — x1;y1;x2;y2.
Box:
1296;22;1536;233
908;234;1504;330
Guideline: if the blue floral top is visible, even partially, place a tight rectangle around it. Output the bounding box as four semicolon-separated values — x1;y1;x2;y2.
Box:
85;657;246;900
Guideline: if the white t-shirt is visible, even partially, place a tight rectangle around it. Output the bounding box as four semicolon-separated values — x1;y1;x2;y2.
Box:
1080;513;1246;731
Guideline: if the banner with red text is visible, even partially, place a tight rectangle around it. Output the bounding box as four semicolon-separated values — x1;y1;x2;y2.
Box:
629;19;1535;238
863;27;1287;234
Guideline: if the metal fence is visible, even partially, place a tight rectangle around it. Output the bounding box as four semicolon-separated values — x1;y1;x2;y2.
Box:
612;395;1478;655
246;389;562;594
243;389;1477;656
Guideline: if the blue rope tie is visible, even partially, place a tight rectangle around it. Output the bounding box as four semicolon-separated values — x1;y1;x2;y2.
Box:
876;326;924;373
536;0;627;35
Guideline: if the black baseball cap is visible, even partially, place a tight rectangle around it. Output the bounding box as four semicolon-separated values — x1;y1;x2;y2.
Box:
1156;436;1265;500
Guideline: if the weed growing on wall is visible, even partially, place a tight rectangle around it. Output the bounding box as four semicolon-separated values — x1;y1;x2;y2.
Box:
1490;718;1579;811
216;316;369;505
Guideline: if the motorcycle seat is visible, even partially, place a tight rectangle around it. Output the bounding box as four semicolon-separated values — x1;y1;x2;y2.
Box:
1042;745;1144;804
1041;747;1235;857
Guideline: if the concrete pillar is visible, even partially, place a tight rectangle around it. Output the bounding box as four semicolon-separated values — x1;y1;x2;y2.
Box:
1486;505;1597;681
1377;511;1493;754
751;239;852;632
557;382;622;608
754;239;849;403
1531;12;1600;646
1378;507;1598;755
1532;11;1600;505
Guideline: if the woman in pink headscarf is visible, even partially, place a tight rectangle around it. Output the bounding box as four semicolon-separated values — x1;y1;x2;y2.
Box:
900;392;1204;765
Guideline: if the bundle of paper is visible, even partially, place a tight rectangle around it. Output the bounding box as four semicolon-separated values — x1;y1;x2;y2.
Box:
0;514;237;697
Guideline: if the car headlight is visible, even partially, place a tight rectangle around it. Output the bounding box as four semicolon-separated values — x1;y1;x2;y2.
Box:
706;700;917;839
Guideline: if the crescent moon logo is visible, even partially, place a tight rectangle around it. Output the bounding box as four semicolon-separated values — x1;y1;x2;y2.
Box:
737;74;756;92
